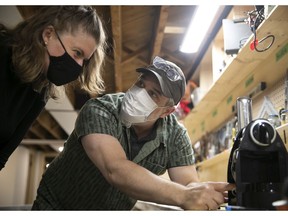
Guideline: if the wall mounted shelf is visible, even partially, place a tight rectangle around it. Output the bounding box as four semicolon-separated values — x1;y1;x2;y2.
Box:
184;6;288;144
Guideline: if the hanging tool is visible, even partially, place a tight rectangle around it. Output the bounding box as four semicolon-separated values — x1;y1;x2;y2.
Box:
285;69;288;110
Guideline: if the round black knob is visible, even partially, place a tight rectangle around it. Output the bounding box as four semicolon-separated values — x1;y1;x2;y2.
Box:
250;119;276;146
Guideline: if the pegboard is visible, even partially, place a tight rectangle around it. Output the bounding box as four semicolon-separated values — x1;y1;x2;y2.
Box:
194;75;287;162
252;74;287;119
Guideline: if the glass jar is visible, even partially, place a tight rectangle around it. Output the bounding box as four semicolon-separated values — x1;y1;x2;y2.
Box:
267;114;281;128
280;110;288;125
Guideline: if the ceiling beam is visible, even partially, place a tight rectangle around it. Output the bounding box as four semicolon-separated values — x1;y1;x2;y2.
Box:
21;139;66;145
150;6;169;61
164;26;185;34
36;111;66;139
110;6;123;92
121;44;148;65
161;47;186;67
122;46;148;66
29;124;47;139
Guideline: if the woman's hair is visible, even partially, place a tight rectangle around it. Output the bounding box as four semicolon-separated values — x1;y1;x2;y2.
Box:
2;6;107;99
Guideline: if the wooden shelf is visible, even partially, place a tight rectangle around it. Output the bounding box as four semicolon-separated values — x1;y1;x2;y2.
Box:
196;148;231;182
184;6;288;144
275;123;288;148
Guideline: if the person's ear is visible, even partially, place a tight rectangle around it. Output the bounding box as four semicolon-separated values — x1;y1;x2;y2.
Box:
159;107;175;118
42;25;55;45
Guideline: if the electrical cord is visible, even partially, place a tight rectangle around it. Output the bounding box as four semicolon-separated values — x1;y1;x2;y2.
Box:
248;6;275;52
253;33;275;52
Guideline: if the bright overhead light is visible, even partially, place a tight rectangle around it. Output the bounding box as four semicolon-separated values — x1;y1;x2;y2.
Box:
180;5;220;53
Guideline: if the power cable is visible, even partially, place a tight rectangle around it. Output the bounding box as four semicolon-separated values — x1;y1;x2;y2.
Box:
248;6;275;52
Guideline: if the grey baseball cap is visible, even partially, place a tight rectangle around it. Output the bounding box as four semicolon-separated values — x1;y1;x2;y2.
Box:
136;56;186;105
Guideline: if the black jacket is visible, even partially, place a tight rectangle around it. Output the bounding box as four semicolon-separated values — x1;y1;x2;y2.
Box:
0;34;47;170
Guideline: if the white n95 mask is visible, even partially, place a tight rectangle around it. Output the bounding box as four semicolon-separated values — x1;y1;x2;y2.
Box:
120;85;158;128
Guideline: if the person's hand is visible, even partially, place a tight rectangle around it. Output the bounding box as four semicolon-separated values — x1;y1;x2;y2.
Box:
181;182;235;210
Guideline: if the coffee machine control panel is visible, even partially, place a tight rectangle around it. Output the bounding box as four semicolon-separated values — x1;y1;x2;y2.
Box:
250;119;276;147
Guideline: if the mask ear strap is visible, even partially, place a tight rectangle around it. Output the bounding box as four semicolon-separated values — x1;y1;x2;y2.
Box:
54;30;67;52
159;106;175;118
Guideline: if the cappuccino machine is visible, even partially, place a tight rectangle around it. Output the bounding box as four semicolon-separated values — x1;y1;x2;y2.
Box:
227;97;288;210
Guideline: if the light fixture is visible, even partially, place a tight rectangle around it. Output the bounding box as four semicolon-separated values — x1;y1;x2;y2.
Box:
180;5;220;53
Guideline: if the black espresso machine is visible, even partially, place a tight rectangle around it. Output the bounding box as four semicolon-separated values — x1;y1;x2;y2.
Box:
227;97;288;210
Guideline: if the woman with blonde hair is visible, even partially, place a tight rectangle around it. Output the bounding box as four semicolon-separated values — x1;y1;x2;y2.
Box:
0;6;107;171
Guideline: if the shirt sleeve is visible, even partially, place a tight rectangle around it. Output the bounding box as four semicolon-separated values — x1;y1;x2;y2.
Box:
74;99;118;140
